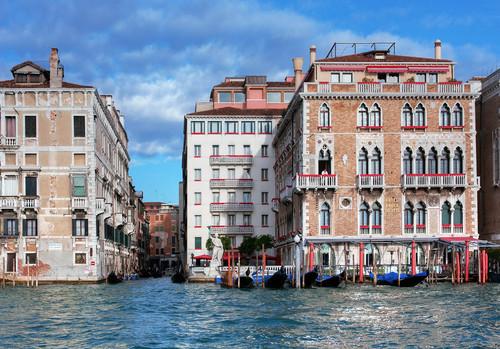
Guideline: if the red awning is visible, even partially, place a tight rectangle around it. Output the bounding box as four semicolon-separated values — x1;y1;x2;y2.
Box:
321;65;365;71
408;66;449;72
367;66;408;73
193;254;212;260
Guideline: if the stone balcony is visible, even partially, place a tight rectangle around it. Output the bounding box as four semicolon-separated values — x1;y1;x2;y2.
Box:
210;225;254;235
357;174;385;190
210;179;253;188
210;202;254;212
21;197;39;212
402;173;467;190
71;197;88;212
294;174;337;193
0;197;18;211
209;155;253;166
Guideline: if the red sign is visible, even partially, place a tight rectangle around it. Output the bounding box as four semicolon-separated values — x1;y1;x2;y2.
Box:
90;261;95;266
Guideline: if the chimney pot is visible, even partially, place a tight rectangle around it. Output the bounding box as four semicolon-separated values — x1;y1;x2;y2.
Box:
292;57;304;91
310;45;316;66
434;39;442;60
49;48;63;88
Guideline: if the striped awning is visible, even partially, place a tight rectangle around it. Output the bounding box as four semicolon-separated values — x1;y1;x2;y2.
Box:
408;66;450;72
366;66;408;73
321;65;365;71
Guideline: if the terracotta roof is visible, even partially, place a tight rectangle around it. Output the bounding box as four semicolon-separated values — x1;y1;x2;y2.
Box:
0;79;93;88
268;82;294;88
316;52;452;64
213;81;294;88
188;107;284;116
214;81;245;88
10;61;47;73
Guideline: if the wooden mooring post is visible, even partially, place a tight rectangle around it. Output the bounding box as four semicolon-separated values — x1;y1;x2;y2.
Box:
2;256;5;289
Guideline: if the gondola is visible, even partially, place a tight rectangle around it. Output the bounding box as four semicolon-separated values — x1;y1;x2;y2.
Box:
264;266;288;289
285;268;318;288
315;270;345;287
234;268;254;288
107;271;122;284
171;264;187;283
370;270;428;287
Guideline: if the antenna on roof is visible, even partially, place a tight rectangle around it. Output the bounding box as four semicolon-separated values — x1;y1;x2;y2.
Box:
326;42;396;58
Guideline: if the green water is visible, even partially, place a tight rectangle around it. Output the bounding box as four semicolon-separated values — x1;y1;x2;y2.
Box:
0;279;499;348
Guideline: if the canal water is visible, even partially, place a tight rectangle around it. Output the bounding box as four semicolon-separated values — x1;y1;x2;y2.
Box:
1;279;499;348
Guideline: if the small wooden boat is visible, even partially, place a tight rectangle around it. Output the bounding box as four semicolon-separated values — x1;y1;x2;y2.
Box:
171;265;187;283
370;270;428;287
303;268;318;288
264;266;287;289
315;270;345;287
234;268;254;288
107;272;122;284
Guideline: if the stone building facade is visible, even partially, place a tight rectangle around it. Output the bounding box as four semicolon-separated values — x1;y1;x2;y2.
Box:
0;48;143;282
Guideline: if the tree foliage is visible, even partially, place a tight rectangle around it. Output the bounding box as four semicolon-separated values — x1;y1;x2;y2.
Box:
238;235;274;256
206;236;232;251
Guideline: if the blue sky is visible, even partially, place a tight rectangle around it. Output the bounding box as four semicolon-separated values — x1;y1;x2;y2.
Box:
0;0;498;204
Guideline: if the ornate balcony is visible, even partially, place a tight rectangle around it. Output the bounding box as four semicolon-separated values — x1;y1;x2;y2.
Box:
402;174;466;190
357;174;385;190
294;174;337;193
279;185;292;204
21;197;39;212
210;202;254;212
209;155;253;166
210;179;253;188
0;197;18;211
0;136;18;147
210;225;254;235
96;198;106;215
71;197;88;212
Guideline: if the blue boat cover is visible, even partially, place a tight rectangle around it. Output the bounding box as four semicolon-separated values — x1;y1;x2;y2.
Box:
370;271;427;283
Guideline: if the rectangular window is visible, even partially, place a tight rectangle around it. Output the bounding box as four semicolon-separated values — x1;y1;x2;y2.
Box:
25;115;36;138
225;121;238;134
228;192;236;203
191;121;205;134
387;73;399;83
73;115;85;137
194;192;201;204
258;121;272;134
262;145;268;157
4;176;18;195
243;192;251;203
331;73;340;83
284;92;294;103
73;176;86;196
23;219;37;236
262;215;268;226
241;121;255;134
194;169;201;180
30;74;39;83
228;214;236;225
171;236;175;244
262;168;268;180
228;145;235;155
195;237;202;249
194;145;201;157
6;116;16;138
155;236;159;243
16;74;27;83
243;145;251;155
26;253;37;265
72;219;88;236
234;92;245;103
195;215;202;226
155;248;159;255
218;92;231;103
212;192;220;203
416;73;426;83
243;168;251;179
212;215;220;226
212;145;219;156
155;226;160;232
243;214;251;226
25;176;37;196
267;92;281;103
75;253;86;264
160;248;164;255
262;192;268;204
172;248;176;254
4;219;18;236
428;73;438;83
212;169;220;179
342;73;353;83
208;121;222;134
228;169;235;179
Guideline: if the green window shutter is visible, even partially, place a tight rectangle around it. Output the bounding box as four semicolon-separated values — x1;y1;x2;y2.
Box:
73;176;85;196
84;219;88;236
72;219;76;236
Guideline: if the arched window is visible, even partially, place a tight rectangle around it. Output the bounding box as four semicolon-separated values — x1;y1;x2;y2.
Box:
441;147;450;174
442;202;451;233
454;201;463;232
402;103;413;127
318;146;332;175
416;202;426;234
440;103;451;127
371;147;382;174
415;103;426;127
452;104;463;126
370;103;381;127
416;148;425;174
320;203;330;235
403;147;413;174
359;203;369;234
428;148;438;174
404;202;414;234
372;202;381;234
319;103;330;128
358;148;368;175
358;103;369;127
453;147;463;174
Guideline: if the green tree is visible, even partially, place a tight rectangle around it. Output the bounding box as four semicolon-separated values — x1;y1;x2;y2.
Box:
239;236;258;256
206;236;232;251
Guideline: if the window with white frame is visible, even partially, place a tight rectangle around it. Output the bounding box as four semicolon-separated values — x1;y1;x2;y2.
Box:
191;121;205;134
414;103;426;127
243;214;251;226
241;121;255;134
416;202;426;234
228;145;235;155
402;103;413;127
428;148;438;174
243;168;251;179
243;145;251;155
371;148;382;174
403;148;412;174
228;192;236;203
225;121;238;134
194;215;201;227
212;215;220;226
194;145;201;157
358;103;369;127
212;168;220;179
212;145;219;156
234;92;245;103
243;192;251;203
284;92;294;103
319;103;330;128
331;72;352;83
416;148;425;174
261;168;268;180
261;145;268;157
218;92;231;102
194;169;201;181
372;202;381;234
228;169;235;179
440;103;451;127
194;192;201;204
212;192;220;203
358;148;368;175
359;203;369;234
261;192;268;204
370;103;381;127
267;92;281;103
453;148;463;174
440;148;450;174
320;203;330;235
208;121;222;134
228;214;236;225
258;121;272;134
262;215;268;227
452;104;463;126
4;176;18;196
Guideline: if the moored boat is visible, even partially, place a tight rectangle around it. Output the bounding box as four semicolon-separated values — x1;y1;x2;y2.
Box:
370;270;428;287
107;272;122;284
264;266;287;289
315;270;345;287
234;268;254;288
171;264;187;283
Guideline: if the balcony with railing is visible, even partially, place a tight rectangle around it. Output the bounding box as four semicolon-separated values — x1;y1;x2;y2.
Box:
210;202;254;212
210;225;254;235
402;173;466;190
401;82;426;93
294;174;337;192
96;198;106;214
0;136;18;147
209;155;253;166
404;225;427;235
438;82;463;93
357;82;381;93
0;197;18;211
356;174;385;190
21;197;39;212
279;185;292;204
272;198;279;212
71;197;88;211
320;226;331;235
210;179;253;188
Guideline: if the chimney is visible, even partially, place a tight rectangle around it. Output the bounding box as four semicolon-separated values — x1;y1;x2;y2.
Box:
293;57;304;91
49;48;64;88
310;45;316;66
434;39;442;60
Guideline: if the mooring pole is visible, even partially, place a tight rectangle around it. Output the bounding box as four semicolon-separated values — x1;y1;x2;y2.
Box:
465;240;470;282
359;242;364;283
411;240;416;276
